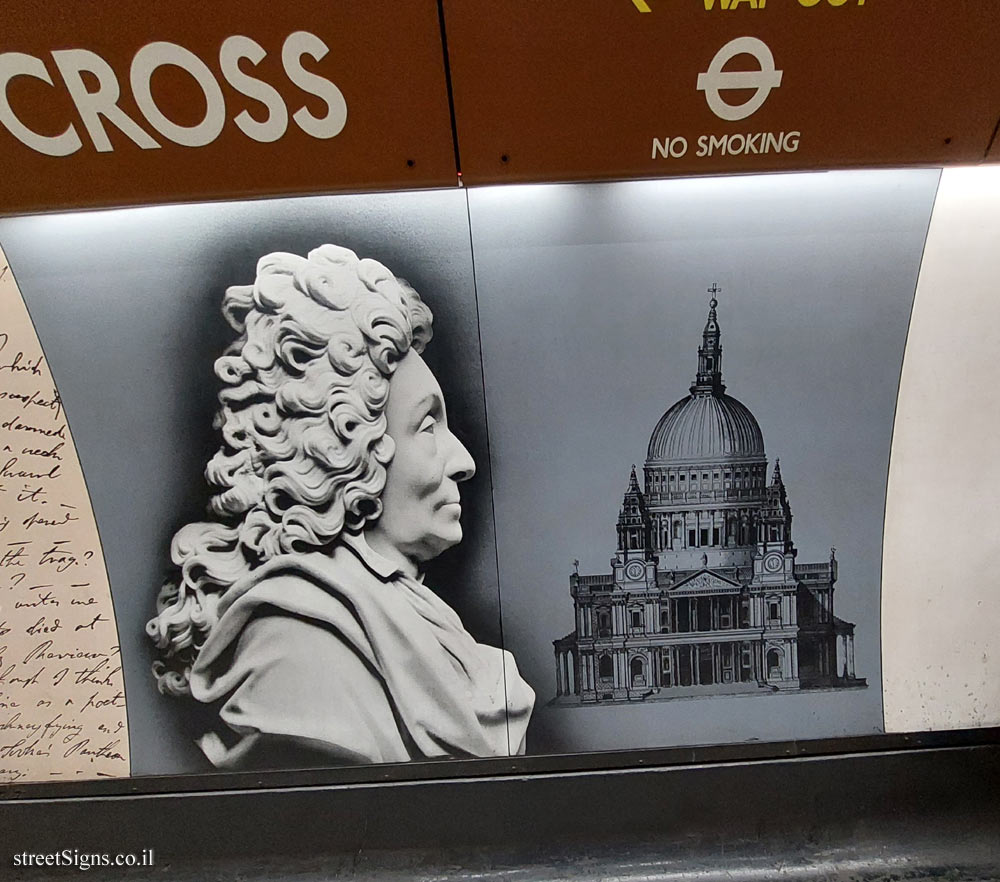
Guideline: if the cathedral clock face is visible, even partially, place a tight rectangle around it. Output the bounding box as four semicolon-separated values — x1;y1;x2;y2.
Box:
625;561;645;581
764;552;783;574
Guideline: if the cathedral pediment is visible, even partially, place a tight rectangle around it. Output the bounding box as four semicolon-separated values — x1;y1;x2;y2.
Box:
671;569;742;594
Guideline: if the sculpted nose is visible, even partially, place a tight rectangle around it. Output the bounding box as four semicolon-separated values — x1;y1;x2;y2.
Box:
446;429;476;483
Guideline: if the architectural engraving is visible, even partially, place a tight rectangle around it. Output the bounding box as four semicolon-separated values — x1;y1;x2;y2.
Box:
554;293;866;703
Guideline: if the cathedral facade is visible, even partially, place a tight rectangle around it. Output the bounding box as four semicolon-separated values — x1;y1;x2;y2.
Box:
553;294;865;703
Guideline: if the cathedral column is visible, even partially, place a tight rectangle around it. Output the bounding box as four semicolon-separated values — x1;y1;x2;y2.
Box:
848;634;856;679
555;651;564;696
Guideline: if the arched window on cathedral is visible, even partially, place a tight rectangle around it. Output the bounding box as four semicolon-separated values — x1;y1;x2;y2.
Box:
630;656;646;687
767;648;783;679
599;654;613;680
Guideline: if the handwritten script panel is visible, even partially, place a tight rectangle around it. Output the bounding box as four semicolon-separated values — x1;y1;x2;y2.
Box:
0;245;129;783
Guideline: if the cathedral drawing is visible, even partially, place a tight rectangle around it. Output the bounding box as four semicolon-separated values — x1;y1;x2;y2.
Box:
553;292;866;703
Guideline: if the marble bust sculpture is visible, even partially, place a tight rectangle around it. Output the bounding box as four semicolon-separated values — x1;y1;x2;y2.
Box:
146;244;534;770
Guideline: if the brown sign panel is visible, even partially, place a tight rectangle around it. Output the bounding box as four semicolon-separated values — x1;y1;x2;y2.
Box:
0;1;457;214
443;0;1000;184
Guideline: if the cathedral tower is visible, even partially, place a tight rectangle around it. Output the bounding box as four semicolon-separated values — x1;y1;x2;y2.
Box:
612;465;658;591
749;459;801;687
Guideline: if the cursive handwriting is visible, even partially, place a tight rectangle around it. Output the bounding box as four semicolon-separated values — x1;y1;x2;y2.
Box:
74;614;108;632
2;415;65;440
22;508;78;530
38;541;81;572
0;388;62;422
0;349;45;378
63;738;125;762
0;543;28;568
1;457;60;481
0;258;129;783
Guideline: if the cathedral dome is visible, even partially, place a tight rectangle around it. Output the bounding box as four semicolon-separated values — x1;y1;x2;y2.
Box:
646;293;765;464
647;392;764;463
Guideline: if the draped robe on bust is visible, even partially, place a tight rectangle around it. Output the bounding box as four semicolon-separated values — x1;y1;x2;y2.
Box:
188;534;535;770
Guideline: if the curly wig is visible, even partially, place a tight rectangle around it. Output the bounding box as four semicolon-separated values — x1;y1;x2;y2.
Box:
147;244;433;696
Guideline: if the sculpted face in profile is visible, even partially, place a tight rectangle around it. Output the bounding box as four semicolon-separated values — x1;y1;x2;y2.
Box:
365;350;476;576
147;245;533;770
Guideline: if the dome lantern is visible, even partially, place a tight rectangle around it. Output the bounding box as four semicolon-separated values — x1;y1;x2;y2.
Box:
693;284;725;396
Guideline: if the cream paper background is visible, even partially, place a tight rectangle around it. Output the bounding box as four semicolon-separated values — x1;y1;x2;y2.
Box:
882;165;1000;732
0;245;129;783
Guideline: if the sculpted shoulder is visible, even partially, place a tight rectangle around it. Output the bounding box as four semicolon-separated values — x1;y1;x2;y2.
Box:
197;608;409;768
